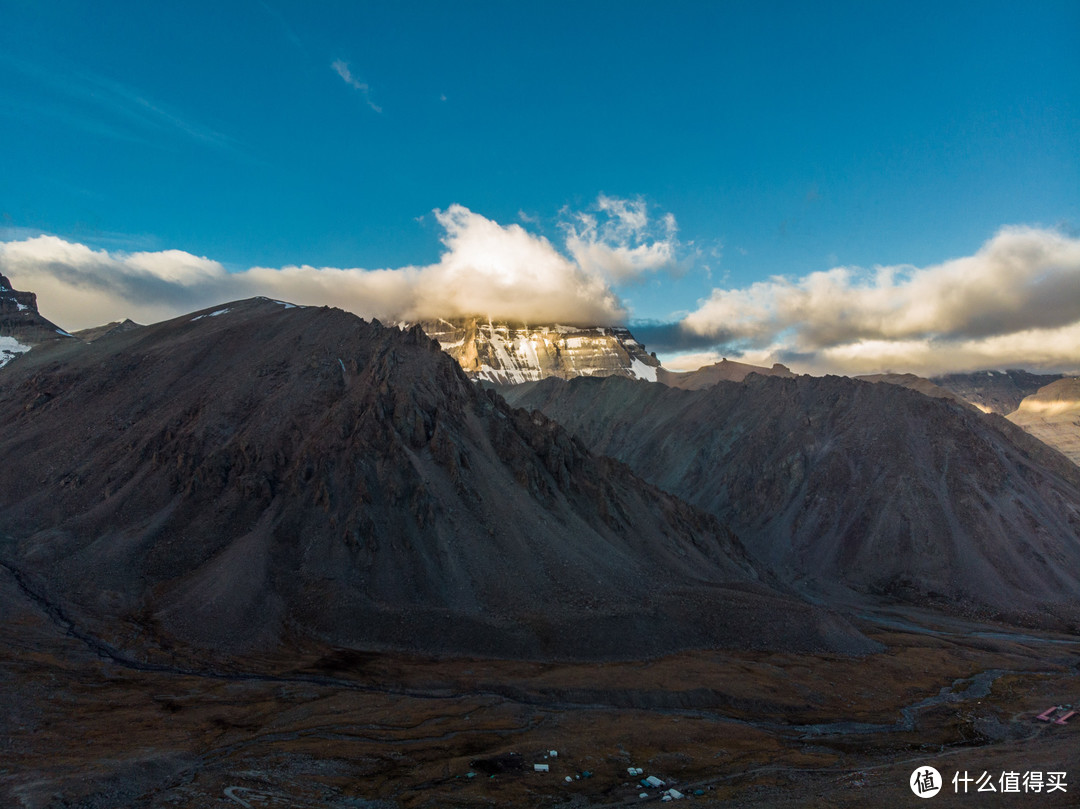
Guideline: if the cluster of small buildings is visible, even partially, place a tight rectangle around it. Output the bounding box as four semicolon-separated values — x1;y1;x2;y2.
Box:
530;755;689;800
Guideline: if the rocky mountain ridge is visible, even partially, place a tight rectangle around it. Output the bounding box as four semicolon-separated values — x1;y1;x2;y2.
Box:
0;298;870;663
502;374;1080;629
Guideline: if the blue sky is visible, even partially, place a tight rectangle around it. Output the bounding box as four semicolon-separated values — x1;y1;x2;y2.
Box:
2;1;1079;374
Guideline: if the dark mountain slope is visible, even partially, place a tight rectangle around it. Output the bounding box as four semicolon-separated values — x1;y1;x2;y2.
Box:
503;374;1080;628
0;299;869;662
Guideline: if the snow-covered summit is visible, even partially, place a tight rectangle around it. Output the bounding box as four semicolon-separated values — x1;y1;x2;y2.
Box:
416;317;661;385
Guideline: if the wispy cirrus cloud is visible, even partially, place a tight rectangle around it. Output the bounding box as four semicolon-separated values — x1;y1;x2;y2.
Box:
331;59;382;113
0;53;235;150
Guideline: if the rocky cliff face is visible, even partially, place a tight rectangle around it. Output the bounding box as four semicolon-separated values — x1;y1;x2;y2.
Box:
0;273;73;367
417;317;661;384
0;299;870;663
504;374;1080;629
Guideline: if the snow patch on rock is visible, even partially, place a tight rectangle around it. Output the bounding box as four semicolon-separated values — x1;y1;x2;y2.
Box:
0;336;31;369
191;308;232;322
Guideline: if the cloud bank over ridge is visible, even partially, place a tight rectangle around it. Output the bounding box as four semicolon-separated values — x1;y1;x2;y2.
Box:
0;199;681;331
2;207;1077;377
658;226;1080;376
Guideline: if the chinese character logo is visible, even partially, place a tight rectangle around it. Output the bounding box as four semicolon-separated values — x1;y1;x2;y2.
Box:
911;766;942;798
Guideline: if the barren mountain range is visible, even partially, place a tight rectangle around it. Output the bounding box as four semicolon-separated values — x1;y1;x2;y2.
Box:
502;374;1080;629
410;313;1080;469
3;283;1080;808
0;298;868;664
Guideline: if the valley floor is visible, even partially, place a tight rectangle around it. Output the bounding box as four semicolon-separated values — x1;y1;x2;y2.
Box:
1;565;1077;809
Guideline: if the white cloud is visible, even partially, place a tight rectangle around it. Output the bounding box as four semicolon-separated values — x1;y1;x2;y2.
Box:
812;322;1080;376
7;214;1076;377
561;194;681;283
410;205;623;323
0;205;626;330
331;60;382;113
673;226;1080;375
0;236;242;327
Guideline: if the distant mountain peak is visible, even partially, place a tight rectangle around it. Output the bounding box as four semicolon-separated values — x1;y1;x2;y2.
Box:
72;318;144;343
657;358;795;390
415;317;661;384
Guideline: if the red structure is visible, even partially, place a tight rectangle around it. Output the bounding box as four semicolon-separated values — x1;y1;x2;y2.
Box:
1036;707;1060;722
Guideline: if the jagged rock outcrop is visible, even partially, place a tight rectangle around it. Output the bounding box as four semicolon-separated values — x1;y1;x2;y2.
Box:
0;299;871;663
0;273;73;367
503;374;1080;629
417;317;661;384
